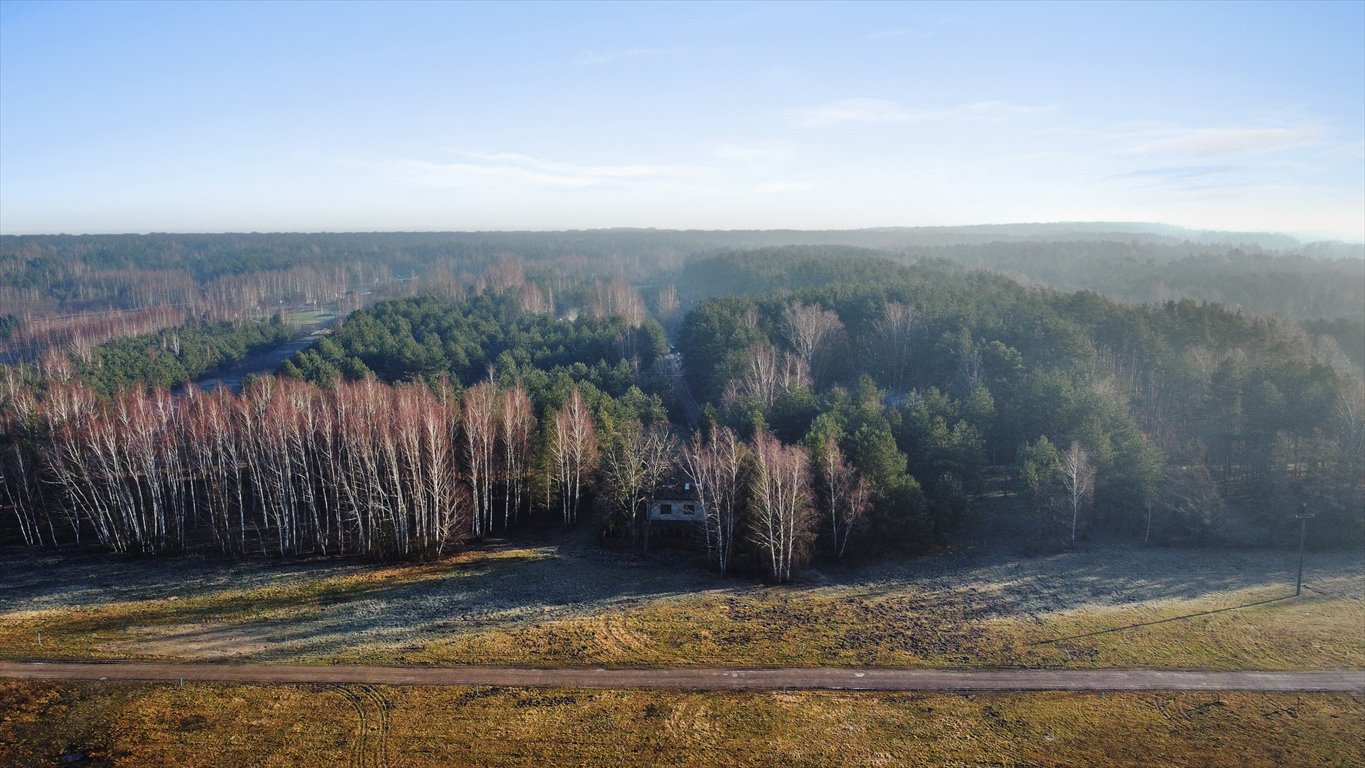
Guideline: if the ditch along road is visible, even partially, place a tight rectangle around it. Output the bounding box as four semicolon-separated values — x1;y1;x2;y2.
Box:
1;662;1360;692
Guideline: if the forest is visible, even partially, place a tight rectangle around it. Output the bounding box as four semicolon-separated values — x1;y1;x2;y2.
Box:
280;291;670;403
0;230;1361;583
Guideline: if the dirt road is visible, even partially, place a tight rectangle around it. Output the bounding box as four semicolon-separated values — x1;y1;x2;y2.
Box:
186;312;338;393
2;661;1360;692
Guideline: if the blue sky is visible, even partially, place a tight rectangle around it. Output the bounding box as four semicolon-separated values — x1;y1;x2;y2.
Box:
2;1;1362;239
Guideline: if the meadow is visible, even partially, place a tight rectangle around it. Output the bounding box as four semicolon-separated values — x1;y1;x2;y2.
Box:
2;680;1361;767
2;521;1360;672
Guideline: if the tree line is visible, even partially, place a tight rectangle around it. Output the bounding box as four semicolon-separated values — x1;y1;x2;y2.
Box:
0;376;575;559
1;372;868;582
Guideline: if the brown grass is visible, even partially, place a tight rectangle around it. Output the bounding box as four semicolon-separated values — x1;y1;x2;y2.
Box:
2;543;1361;671
375;579;1365;670
1;680;1361;767
0;549;544;661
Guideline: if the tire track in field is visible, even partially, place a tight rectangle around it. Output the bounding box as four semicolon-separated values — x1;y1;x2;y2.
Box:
357;683;392;768
330;685;368;768
331;684;390;768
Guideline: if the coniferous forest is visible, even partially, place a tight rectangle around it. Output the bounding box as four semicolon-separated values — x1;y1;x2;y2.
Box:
1;228;1361;583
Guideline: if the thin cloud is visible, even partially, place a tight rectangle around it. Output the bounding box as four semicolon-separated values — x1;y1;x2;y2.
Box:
1156;182;1331;201
787;98;1054;128
374;152;705;190
1120;126;1321;157
1107;162;1328;200
1109;165;1239;183
1108;165;1248;195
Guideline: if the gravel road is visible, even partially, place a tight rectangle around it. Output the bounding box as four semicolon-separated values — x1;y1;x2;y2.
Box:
2;661;1360;692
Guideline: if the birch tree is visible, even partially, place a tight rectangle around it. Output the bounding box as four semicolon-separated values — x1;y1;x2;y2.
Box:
682;425;746;574
656;284;680;327
873;302;917;392
748;430;816;583
1060;441;1096;544
782;302;842;366
600;420;675;550
727;343;810;408
498;384;535;528
0;382;45;546
813;432;868;558
463;381;499;538
552;388;598;527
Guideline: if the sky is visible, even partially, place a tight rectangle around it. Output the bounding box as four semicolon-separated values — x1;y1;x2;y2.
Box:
1;0;1362;240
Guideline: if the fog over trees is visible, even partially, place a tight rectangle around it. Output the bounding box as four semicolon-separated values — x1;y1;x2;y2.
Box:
1;226;1361;581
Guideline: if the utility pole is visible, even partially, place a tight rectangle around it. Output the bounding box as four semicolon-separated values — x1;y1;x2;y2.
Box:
1294;503;1315;597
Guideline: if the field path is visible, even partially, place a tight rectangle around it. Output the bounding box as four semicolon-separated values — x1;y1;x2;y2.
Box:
2;661;1360;692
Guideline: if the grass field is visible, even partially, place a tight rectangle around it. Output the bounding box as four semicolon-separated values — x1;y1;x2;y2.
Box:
2;531;1361;671
3;512;1362;766
2;680;1361;767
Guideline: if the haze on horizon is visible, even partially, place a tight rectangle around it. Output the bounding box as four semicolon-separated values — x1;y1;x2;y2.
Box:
1;0;1362;242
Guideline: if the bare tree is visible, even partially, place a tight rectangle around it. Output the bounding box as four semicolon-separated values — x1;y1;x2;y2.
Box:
1060;442;1096;545
814;433;868;558
1333;388;1364;500
589;279;647;328
0;381;45;546
600;421;676;550
192;386;247;554
682;425;746;574
284;381;325;554
841;476;871;558
498;383;535;528
516;282;554;316
748;430;817;583
336;378;396;556
311;387;345;553
656;284;680;326
552;388;598;527
782;302;843;366
958;348;983;395
463;381;499;538
873;302;917;391
20;374;475;560
727;343;810;408
427;380;467;552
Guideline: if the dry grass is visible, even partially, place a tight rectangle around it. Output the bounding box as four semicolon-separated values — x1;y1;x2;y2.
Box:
392;579;1364;670
1;680;1361;767
0;549;545;661
2;536;1361;671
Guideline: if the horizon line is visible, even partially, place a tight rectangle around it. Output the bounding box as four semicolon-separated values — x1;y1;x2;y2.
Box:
2;221;1361;245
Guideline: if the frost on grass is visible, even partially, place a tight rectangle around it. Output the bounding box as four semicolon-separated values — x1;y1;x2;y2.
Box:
0;522;1360;668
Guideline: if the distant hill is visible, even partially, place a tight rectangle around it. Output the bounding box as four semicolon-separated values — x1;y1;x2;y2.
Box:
4;222;1362;258
3;225;1362;328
